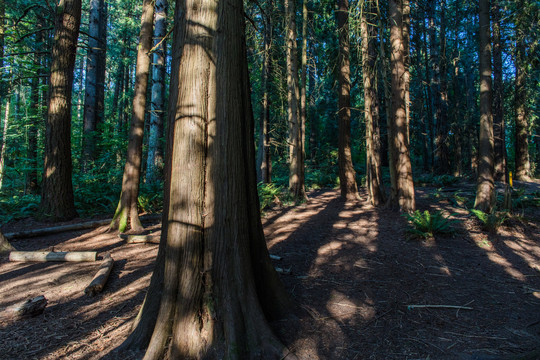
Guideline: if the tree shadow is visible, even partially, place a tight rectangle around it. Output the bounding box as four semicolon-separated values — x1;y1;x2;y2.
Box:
264;187;540;359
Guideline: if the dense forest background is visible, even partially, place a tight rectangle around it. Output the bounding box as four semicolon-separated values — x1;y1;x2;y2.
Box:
0;0;538;223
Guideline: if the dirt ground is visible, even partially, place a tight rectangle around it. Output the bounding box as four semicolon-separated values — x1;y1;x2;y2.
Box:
1;184;539;360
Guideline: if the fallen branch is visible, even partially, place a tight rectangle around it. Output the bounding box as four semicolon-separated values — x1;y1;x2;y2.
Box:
4;214;162;239
0;295;48;321
85;253;114;296
119;234;160;244
9;251;97;262
406;304;473;310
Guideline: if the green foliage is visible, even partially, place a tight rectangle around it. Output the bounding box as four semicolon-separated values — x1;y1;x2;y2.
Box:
404;210;457;240
257;182;283;210
0;193;40;223
470;209;507;233
415;174;458;187
138;182;164;214
512;190;540;209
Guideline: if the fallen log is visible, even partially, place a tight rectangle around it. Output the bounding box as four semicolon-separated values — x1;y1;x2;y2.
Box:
119;234;160;244
85;253;114;296
9;251;97;262
4;214;162;240
0;296;48;321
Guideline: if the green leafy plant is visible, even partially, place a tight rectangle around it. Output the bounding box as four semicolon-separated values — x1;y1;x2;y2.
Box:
257;182;283;210
404;210;457;240
470;209;507;233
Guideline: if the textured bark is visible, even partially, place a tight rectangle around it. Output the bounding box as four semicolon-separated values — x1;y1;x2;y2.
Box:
118;0;294;357
492;0;506;181
82;0;107;171
0;0;4;98
423;16;434;171
110;0;154;233
286;0;305;201
514;6;530;181
146;0;167;184
389;0;415;212
336;0;359;201
361;0;385;206
39;0;81;221
474;0;495;212
256;1;272;184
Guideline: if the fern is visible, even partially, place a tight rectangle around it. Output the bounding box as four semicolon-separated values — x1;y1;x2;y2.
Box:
405;210;457;240
470;209;507;233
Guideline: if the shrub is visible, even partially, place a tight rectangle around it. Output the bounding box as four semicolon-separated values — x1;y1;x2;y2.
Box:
404;210;457;240
257;182;283;210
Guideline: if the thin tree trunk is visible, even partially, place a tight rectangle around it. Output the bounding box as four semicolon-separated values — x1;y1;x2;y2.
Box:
118;0;294;357
39;0;81;221
286;0;305;201
436;0;449;173
257;1;272;184
110;0;154;232
492;0;506;181
474;0;495;212
514;4;530;181
82;0;107;171
362;0;385;206
335;0;359;200
0;95;10;189
146;0;167;185
389;0;415;212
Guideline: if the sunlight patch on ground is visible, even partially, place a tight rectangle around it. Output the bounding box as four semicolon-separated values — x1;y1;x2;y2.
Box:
326;290;375;321
484;249;526;281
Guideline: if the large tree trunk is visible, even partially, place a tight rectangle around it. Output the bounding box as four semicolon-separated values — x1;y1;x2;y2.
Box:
145;0;167;185
39;0;81;221
256;1;273;184
514;4;530;181
362;0;385;206
474;0;495;212
117;0;294;358
336;0;360;201
388;0;415;212
492;0;506;182
110;0;154;233
82;0;107;171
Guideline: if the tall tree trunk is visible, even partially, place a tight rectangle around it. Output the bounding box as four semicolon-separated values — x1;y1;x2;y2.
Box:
336;0;359;201
492;0;506;181
474;0;495;212
435;0;449;173
0;94;10;190
286;0;305;200
146;0;167;185
39;0;81;221
423;17;434;172
0;0;5;100
110;0;154;232
299;0;307;191
256;0;273;184
82;0;107;171
117;0;294;357
388;0;415;212
514;3;530;181
362;0;385;206
26;46;41;194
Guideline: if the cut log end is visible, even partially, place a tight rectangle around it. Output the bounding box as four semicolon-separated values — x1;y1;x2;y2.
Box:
85;253;114;296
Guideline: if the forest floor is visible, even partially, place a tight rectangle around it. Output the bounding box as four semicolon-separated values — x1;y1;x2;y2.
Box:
0;180;539;360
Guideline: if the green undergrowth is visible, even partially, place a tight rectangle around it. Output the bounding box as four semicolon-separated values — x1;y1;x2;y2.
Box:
404;210;457;240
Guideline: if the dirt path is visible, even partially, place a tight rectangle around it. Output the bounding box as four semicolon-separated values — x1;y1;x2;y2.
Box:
1;188;539;359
